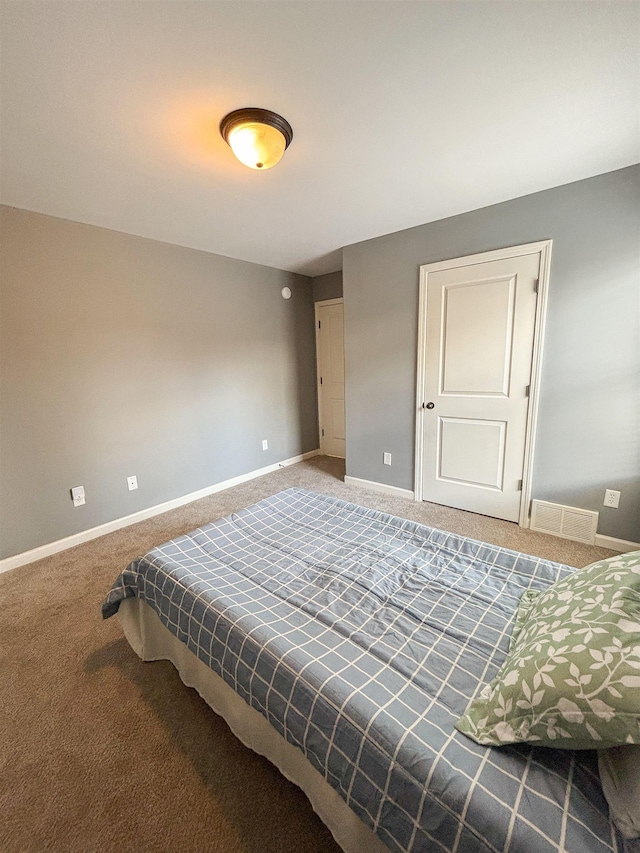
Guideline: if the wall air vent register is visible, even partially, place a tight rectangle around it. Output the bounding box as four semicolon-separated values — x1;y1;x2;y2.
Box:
530;500;599;545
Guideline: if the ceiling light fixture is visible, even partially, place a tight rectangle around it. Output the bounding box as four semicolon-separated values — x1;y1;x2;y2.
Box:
220;108;293;171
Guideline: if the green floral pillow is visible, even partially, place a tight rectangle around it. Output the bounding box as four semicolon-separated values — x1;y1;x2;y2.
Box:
456;550;640;749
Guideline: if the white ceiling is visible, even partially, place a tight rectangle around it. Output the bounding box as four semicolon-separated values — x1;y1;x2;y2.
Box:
1;2;638;277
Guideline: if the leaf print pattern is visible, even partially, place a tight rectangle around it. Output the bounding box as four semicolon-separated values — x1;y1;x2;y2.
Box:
456;550;640;749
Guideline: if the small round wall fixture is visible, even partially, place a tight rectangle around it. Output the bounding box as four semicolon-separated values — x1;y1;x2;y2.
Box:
281;287;292;300
220;108;293;171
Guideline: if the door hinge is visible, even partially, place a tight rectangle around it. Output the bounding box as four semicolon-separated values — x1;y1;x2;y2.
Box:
321;428;325;436
517;479;523;491
525;384;530;397
318;320;321;329
533;278;539;294
320;376;323;385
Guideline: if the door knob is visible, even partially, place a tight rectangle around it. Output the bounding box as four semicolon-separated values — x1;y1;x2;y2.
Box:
424;402;435;410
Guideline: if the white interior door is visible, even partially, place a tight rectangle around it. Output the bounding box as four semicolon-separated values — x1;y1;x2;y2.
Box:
418;251;541;522
316;299;345;458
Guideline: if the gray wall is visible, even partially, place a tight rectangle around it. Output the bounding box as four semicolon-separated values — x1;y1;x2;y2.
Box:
312;271;343;302
0;206;318;559
343;165;640;542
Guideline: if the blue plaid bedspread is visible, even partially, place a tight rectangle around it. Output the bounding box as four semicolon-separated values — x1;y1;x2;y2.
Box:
102;488;623;853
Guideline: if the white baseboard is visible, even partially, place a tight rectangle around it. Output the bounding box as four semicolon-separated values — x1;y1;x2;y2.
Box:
343;475;414;501
594;534;640;553
0;449;320;575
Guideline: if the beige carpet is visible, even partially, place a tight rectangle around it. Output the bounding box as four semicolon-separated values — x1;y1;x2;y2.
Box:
0;456;615;853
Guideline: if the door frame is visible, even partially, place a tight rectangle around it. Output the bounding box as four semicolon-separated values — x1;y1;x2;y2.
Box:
413;240;552;527
314;297;345;457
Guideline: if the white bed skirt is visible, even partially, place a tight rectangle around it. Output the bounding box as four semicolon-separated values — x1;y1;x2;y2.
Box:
118;597;391;853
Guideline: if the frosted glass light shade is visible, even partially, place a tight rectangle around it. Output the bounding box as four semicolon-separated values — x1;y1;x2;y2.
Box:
227;122;286;170
220;108;293;171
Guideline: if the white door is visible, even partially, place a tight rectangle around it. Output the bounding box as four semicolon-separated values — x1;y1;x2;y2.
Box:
316;299;345;458
418;251;541;522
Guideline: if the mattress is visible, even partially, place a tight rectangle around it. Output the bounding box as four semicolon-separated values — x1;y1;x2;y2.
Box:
102;487;623;853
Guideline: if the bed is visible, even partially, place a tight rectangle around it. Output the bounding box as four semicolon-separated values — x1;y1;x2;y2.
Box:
102;487;628;853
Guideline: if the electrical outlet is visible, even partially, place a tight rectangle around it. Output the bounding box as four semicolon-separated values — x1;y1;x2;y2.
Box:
127;475;138;491
262;439;268;451
383;452;392;466
70;485;85;507
603;489;621;509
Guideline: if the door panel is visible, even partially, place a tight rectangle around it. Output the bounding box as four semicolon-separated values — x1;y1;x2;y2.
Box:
441;276;515;396
317;301;345;458
331;398;346;441
328;315;345;381
438;417;506;489
421;252;539;522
